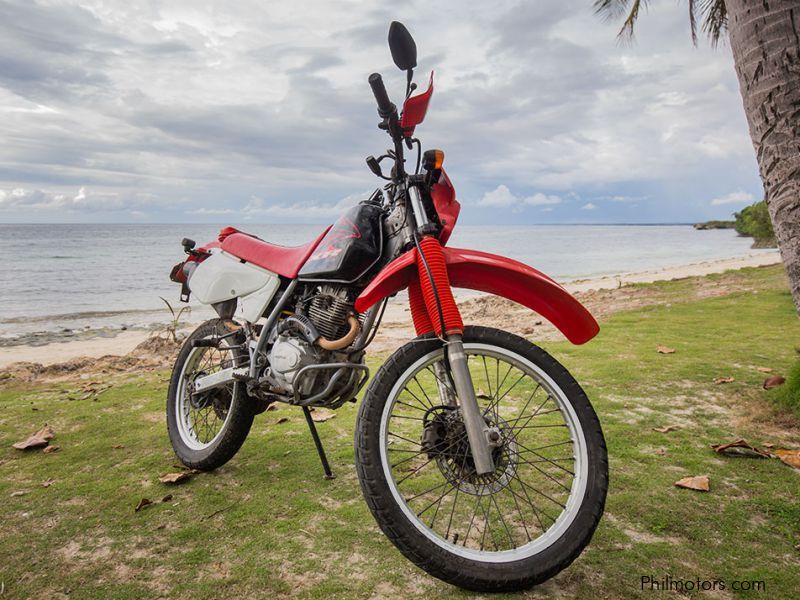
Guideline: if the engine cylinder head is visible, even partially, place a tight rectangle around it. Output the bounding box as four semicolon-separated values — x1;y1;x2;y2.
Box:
308;285;354;340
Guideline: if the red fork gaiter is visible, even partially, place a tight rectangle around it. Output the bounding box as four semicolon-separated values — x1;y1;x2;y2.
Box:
410;236;464;336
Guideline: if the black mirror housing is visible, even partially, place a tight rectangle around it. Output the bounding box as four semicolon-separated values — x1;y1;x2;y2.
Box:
388;21;417;71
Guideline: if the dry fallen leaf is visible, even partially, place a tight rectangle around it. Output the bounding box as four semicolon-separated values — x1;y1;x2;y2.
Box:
159;472;191;484
674;475;710;492
34;424;55;440
266;404;278;411
763;442;775;448
275;417;289;425
42;445;60;454
10;491;27;497
756;367;773;373
161;494;173;503
653;426;678;433
310;408;336;423
41;478;55;488
711;438;771;459
763;376;786;390
13;436;48;450
774;449;800;470
713;376;735;384
12;423;55;450
654;448;666;456
656;345;676;354
112;444;125;449
135;498;153;512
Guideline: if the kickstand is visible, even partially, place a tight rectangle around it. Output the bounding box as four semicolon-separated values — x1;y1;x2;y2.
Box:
302;406;335;480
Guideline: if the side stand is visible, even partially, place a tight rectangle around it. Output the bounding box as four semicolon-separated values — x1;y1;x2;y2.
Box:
302;407;335;480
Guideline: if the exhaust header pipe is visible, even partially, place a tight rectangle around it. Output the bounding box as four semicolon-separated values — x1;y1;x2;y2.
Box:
317;315;360;350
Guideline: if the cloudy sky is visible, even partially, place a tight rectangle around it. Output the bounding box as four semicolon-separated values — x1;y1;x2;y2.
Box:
0;0;762;224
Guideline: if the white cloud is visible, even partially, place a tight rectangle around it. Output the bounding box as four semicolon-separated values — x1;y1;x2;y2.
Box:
0;186;154;212
581;202;597;210
525;193;562;206
478;185;517;208
710;190;754;206
478;185;562;210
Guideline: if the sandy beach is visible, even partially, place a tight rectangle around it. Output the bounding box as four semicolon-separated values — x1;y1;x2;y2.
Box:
0;250;781;369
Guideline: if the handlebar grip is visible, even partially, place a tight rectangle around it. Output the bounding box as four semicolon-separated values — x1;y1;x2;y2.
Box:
368;73;395;118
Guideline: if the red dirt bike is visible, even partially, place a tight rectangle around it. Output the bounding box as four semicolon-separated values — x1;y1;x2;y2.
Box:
167;22;607;592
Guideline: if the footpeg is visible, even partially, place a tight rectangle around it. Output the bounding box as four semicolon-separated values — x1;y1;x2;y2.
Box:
231;369;251;381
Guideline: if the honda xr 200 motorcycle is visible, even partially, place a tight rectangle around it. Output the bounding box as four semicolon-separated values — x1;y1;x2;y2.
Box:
167;22;607;592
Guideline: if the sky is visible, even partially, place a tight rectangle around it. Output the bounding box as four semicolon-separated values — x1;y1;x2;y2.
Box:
0;0;764;225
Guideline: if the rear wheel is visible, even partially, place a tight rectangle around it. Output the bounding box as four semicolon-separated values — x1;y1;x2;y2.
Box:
167;319;254;470
354;326;607;592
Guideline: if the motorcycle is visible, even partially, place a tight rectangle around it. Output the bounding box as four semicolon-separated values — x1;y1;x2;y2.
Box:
167;21;607;592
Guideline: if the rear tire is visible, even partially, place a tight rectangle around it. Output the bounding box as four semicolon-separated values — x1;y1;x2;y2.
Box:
354;326;607;592
167;319;254;470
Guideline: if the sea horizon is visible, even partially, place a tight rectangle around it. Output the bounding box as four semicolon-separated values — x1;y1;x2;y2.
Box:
0;223;773;345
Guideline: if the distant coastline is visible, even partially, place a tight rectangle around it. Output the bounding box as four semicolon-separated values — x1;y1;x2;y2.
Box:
693;220;735;230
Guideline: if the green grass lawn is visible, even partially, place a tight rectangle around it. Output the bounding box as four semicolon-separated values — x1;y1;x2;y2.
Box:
1;265;799;599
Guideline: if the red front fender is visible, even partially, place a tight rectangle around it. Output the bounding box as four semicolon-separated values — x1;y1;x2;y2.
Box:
354;247;599;345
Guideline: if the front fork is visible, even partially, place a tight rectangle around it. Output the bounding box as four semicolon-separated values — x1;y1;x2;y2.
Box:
409;229;495;475
444;334;495;475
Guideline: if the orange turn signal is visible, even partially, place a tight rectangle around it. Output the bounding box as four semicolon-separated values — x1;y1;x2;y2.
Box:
422;149;445;171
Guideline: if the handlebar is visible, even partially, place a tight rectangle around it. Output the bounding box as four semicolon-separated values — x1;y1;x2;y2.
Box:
368;73;396;119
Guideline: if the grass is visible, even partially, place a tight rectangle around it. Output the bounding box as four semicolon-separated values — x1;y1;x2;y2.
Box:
1;265;799;599
770;360;800;418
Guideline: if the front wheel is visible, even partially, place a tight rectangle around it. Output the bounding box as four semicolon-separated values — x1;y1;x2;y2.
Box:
354;326;608;592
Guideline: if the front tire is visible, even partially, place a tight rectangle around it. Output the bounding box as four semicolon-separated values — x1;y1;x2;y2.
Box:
167;319;254;470
354;326;608;592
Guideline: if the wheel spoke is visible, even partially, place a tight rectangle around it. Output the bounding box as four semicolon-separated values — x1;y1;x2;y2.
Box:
380;341;587;559
176;338;237;450
514;439;575;476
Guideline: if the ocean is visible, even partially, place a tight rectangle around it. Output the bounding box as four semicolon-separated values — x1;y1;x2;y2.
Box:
0;223;771;344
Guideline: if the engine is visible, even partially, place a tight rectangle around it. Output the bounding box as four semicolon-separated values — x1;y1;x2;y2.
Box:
266;334;319;395
307;284;356;341
265;285;359;398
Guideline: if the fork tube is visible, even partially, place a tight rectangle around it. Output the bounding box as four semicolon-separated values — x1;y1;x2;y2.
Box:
446;334;494;475
433;361;456;406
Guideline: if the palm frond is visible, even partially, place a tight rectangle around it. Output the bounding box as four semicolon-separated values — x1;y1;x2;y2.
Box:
702;0;728;47
594;0;648;42
593;0;631;21
595;0;727;46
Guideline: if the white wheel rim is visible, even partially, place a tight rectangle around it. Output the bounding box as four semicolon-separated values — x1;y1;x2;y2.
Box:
175;337;237;451
378;342;589;563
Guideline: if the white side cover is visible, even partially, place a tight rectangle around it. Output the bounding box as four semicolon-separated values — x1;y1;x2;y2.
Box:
188;250;281;323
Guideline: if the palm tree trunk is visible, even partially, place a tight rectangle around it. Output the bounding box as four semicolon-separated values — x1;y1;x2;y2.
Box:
726;0;800;315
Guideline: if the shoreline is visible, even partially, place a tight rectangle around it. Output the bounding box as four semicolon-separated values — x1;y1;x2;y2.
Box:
0;250;781;369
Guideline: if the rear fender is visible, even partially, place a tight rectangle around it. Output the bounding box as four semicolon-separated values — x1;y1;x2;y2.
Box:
354;247;599;345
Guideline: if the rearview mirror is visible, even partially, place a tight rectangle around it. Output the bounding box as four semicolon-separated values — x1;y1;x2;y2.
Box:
388;21;417;71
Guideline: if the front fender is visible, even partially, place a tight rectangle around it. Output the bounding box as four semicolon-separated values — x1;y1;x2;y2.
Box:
354;247;599;345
